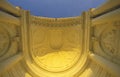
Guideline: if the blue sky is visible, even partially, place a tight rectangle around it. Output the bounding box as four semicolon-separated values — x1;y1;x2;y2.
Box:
8;0;106;18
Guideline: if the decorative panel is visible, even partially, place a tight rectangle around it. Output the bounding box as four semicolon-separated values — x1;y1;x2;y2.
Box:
92;8;120;65
0;22;20;61
0;25;10;57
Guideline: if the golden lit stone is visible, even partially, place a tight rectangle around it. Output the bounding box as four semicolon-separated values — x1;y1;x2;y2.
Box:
0;0;120;77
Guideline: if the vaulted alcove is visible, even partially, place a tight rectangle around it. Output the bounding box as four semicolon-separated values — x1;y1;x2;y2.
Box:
0;0;120;77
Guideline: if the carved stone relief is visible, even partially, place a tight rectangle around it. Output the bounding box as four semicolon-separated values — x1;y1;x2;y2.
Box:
92;21;120;65
22;18;89;77
30;26;82;72
0;23;20;62
0;26;10;57
100;26;118;56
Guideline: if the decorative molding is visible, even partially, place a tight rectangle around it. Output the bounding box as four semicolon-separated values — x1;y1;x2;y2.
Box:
31;16;81;26
89;53;120;77
0;52;23;75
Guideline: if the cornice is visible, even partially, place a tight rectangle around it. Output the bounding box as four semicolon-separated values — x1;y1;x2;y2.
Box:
31;16;81;26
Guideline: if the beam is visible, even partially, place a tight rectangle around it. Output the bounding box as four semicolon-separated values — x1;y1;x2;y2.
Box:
92;8;120;26
0;0;20;17
92;0;120;18
0;11;20;25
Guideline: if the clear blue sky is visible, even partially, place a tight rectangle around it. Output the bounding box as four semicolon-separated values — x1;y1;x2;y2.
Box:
8;0;106;18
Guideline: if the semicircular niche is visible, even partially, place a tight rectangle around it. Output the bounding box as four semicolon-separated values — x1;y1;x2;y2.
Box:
24;18;87;77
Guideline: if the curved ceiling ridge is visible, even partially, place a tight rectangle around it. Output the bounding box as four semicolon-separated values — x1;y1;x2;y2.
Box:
31;15;81;21
31;15;81;26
